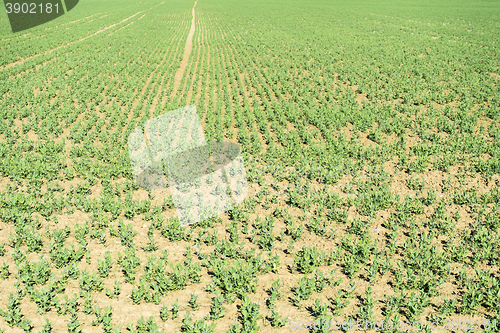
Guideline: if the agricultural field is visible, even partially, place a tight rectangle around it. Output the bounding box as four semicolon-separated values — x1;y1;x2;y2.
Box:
0;0;499;332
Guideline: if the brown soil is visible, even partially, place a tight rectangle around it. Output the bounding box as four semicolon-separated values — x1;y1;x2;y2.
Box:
160;16;191;109
107;13;148;36
0;12;144;72
172;0;198;96
1;4;498;332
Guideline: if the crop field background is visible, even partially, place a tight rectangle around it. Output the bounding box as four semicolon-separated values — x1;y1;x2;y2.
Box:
0;0;499;332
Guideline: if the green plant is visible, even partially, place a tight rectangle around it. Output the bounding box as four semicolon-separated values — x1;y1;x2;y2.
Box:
79;269;104;293
0;263;9;279
292;276;316;308
64;293;79;317
0;293;23;327
181;311;216;333
118;248;141;284
40;318;52;333
268;278;284;305
1;1;500;332
189;293;199;311
238;295;262;333
292;246;326;274
131;281;146;305
97;251;113;278
127;315;162;333
210;290;225;320
171;300;180;319
74;222;89;247
83;292;93;315
357;287;375;322
160;304;169;321
67;316;82;333
268;306;287;328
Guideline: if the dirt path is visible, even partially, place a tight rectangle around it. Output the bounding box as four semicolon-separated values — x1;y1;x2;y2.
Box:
107;13;148;36
0;13;102;43
0;12;142;72
0;3;165;72
172;0;198;96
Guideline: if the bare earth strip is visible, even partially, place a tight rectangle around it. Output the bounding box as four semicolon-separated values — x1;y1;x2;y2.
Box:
0;13;101;43
129;14;189;118
0;12;143;72
172;0;198;96
185;26;203;105
193;13;208;106
151;23;186;114
0;3;165;72
128;43;167;118
159;20;191;109
107;13;148;36
198;14;212;113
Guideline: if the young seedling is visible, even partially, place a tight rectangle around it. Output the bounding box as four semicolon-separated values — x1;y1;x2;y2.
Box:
268;306;287;328
239;295;262;333
67;316;82;333
268;278;284;305
40;318;52;333
0;263;9;279
0;293;24;327
171;300;180;319
82;292;93;315
210;290;225;320
189;293;199;311
160;304;169;321
181;311;216;332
